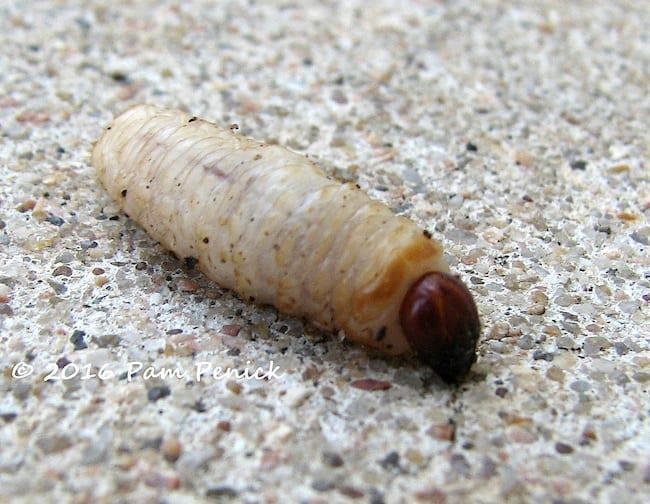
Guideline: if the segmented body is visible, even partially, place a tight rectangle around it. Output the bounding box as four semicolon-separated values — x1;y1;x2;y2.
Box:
93;105;449;355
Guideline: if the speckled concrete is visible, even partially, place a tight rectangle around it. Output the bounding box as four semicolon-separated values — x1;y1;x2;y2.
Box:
0;1;648;502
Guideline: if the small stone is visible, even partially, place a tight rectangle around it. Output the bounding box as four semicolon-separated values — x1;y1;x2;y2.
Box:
446;228;478;245
322;451;344;467
176;448;217;481
12;381;31;400
52;265;72;277
555;442;574;454
92;267;105;275
428;422;455;442
36;434;72;454
544;325;562;337
221;324;241;336
321;386;336;399
284;387;312;408
94;334;120;347
508;326;523;338
205;288;223;300
1;412;17;423
162;260;178;272
614;342;629;355
630;230;649;246
502;413;533;426
70;330;88;350
527;303;546;315
312;479;335;492
508;426;537;444
466;142;478;152
450;453;471;475
406;449;425;465
618;212;638;222
570;380;591;393
613;371;630;385
643;464;650;484
206;486;238;498
556;336;577;350
140;436;163;451
618;300;640;314
45;214;65;226
16;199;36;212
370;489;386;504
148;385;171;402
583;336;611;356
479;457;497;479
561;321;580;335
48;280;66;295
414;488;447;503
82;434;111;465
217;421;231;431
144;473;180;490
162;438;182;462
515;150;534;167
570;160;587;170
489;322;510;340
632;372;650;383
55;251;75;264
95;276;109;287
177;278;199;292
517;335;534;350
554;294;574;307
619;460;635;472
495;387;508;398
546;366;565;382
226;381;242;394
81;240;98;250
330;136;347;148
580;428;597;445
110;70;129;82
331;89;348;105
533;350;554;361
379;451;400;469
350;378;391;391
339;486;364;499
489;341;510;353
135;261;148;270
302;365;320;381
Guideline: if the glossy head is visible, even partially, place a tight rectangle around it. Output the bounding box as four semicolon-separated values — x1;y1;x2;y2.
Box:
400;272;480;383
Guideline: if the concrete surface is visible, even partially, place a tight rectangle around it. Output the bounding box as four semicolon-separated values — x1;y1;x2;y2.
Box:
0;0;648;502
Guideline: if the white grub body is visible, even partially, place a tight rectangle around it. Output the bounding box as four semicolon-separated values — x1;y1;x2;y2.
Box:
93;105;448;356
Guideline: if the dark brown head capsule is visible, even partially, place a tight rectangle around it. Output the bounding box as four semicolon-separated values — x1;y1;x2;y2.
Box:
400;272;480;383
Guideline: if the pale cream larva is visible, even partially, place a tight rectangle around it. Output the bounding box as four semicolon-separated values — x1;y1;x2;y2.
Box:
93;105;480;382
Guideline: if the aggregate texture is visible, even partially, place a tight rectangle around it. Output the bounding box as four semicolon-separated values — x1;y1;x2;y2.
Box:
0;1;648;503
